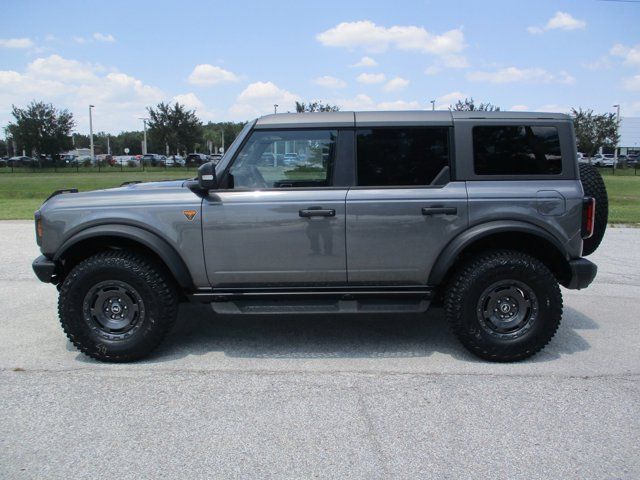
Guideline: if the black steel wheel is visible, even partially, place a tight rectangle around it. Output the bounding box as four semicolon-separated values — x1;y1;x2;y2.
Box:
58;251;178;362
477;280;538;339
445;250;562;362
82;280;146;339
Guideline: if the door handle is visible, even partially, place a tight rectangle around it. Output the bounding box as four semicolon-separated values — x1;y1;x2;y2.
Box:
299;207;336;218
422;206;457;216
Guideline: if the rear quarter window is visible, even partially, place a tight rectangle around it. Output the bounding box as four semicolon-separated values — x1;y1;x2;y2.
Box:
473;125;562;175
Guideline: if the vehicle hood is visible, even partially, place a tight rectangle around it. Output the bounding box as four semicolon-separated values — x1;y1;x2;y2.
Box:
39;179;194;211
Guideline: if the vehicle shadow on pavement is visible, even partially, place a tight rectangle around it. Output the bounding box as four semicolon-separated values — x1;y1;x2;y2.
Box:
110;303;596;364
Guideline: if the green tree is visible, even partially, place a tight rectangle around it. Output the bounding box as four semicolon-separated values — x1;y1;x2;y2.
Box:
451;97;500;112
295;101;341;113
571;108;619;158
147;102;202;154
202;121;247;153
5;101;75;157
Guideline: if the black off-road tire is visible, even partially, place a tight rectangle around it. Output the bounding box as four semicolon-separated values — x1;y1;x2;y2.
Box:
579;163;608;256
58;251;178;362
444;250;562;362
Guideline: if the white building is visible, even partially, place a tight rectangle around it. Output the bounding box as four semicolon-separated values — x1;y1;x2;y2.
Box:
618;117;640;155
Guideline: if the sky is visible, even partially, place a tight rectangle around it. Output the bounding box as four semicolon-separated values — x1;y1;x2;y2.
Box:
1;0;639;134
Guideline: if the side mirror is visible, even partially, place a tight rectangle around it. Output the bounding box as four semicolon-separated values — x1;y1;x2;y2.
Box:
197;161;218;191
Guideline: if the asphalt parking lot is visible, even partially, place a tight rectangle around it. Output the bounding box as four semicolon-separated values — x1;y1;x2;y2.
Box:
1;220;638;479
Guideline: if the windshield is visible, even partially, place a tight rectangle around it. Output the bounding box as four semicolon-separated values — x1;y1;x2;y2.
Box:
215;120;256;175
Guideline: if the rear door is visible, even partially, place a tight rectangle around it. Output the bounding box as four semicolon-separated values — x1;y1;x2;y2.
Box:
346;115;468;285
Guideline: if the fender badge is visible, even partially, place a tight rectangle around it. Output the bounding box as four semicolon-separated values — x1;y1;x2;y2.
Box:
183;210;197;221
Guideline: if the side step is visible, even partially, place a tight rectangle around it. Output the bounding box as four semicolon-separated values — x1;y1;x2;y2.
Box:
189;286;433;315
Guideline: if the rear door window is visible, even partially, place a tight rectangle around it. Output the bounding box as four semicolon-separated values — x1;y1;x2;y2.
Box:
356;128;449;186
473;125;562;175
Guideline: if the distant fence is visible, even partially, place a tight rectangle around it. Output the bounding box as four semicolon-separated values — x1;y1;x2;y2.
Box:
1;163;638;176
0;164;201;174
594;166;639;176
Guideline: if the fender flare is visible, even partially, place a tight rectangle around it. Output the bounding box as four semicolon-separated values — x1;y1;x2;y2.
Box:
428;220;569;286
54;224;194;289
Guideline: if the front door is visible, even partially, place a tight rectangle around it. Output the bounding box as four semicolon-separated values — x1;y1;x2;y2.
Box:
202;128;347;287
346;126;468;285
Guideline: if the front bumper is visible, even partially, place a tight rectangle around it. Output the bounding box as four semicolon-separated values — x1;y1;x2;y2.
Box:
565;258;597;290
32;255;57;283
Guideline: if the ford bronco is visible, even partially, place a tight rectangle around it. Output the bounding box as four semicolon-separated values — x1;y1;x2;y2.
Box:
32;111;607;362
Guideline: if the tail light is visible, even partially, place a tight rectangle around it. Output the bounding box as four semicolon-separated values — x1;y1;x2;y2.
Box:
34;211;43;246
582;197;595;239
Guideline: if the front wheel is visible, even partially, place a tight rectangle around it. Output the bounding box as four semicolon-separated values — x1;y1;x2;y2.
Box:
444;250;562;362
58;251;179;362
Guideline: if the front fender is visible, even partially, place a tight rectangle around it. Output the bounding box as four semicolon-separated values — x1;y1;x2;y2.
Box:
54;224;194;289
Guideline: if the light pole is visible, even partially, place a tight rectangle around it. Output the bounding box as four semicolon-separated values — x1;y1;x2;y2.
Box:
139;118;148;155
430;100;435;111
89;105;95;161
613;104;621;163
274;104;278;114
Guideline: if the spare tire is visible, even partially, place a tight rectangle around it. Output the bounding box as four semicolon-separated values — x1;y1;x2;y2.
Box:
579;163;608;256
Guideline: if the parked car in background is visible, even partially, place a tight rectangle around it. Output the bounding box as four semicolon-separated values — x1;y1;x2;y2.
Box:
592;153;616;167
186;153;209;166
113;155;138;167
0;157;7;167
165;155;185;167
208;153;223;165
142;154;167;166
283;152;299;166
577;152;588;163
8;156;37;167
627;153;639;167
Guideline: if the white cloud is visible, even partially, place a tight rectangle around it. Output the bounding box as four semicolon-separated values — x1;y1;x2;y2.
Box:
582;56;612;71
536;104;571;113
93;32;115;42
623;74;640;91
383;76;409;92
424;66;442;76
438;91;469;104
467;66;575;84
333;94;375;110
509;105;529;111
528;11;586;34
432;91;470;109
377;100;420;110
317;20;465;56
171;92;218;120
172;92;205;110
0;37;34;48
357;72;386;84
73;36;87;44
441;54;469;68
228;81;299;119
350;56;377;67
328;94;422;111
0;54;164;132
313;75;347;89
610;44;640;66
187;64;240;86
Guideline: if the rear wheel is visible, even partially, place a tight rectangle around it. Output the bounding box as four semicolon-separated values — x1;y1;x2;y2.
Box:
579;163;608;256
58;251;178;362
444;250;562;362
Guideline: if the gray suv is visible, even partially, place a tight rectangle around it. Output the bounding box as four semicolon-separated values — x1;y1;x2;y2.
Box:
32;111;607;362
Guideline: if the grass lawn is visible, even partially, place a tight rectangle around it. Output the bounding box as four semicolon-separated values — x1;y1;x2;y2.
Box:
0;171;192;220
0;168;638;223
601;174;640;224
